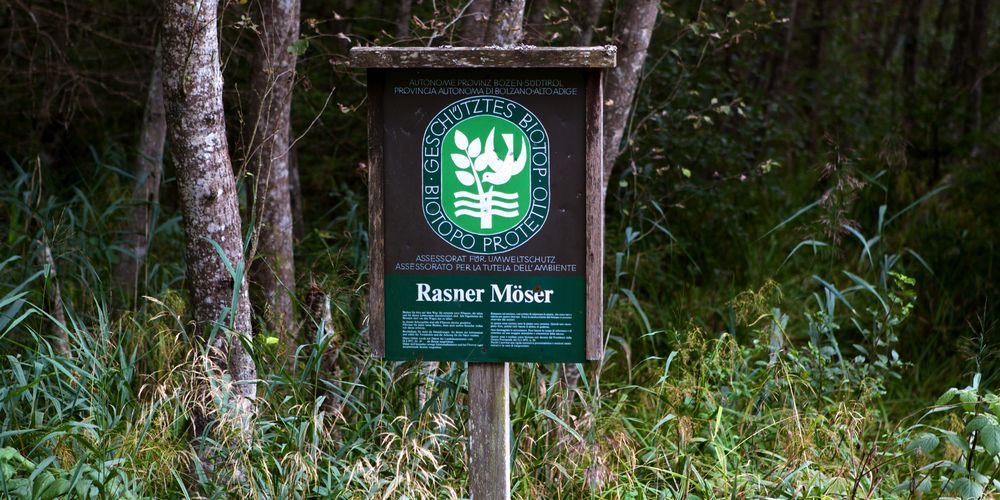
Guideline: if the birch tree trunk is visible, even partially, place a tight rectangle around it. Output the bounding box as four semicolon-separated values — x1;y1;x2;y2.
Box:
395;0;413;39
571;0;604;46
602;0;658;191
523;0;549;43
247;0;300;352
39;238;70;357
484;0;526;46
115;43;165;305
457;0;491;45
162;0;256;413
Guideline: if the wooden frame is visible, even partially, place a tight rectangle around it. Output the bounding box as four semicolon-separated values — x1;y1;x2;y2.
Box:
351;46;617;69
366;69;386;357
354;47;614;362
584;69;604;361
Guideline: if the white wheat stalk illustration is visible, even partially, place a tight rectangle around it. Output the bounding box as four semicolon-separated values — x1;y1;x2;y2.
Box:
450;128;527;229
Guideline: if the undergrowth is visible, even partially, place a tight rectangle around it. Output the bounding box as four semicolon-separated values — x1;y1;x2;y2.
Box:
1;143;997;499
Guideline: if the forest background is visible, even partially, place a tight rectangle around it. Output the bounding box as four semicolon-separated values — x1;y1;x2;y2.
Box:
1;0;998;497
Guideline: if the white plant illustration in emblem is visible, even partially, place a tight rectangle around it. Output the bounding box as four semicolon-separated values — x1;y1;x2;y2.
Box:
450;127;528;230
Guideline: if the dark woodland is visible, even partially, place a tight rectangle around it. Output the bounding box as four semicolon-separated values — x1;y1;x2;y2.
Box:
0;0;998;497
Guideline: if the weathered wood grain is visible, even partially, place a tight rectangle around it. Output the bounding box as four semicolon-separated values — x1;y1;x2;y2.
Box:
367;69;386;357
468;362;510;500
585;69;605;361
350;46;617;68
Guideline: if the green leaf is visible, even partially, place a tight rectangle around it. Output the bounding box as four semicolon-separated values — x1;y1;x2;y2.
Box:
537;409;582;442
967;414;996;432
620;288;651;333
760;199;820;240
287;38;309;56
942;430;969;453
779;239;828;268
893;477;931;494
959;390;978;411
885;184;949;227
978;422;1000;455
681;167;691;178
945;477;983;499
905;432;939;455
936;388;959;405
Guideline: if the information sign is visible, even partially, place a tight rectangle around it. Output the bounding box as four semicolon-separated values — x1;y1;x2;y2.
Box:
353;47;613;363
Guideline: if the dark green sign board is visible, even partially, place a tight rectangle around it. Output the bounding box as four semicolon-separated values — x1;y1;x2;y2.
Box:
354;47;612;363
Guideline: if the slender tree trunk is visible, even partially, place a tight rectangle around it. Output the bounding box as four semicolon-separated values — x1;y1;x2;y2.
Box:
395;0;413;39
863;0;889;99
162;0;256;420
333;0;355;53
523;0;549;43
946;0;971;87
601;0;658;191
39;238;70;357
572;0;605;45
901;0;925;132
115;43;165;305
901;0;924;93
247;0;300;352
457;0;491;45
966;0;989;139
774;0;802;92
485;0;526;46
288;130;304;242
304;283;339;370
881;0;907;69
801;0;826;126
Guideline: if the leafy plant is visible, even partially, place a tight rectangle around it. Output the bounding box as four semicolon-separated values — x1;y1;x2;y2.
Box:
898;373;1000;498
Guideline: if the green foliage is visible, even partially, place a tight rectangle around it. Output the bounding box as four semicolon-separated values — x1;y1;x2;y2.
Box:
896;374;1000;497
1;0;998;497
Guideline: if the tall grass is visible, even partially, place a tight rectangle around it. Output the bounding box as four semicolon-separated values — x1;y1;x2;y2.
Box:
1;145;998;499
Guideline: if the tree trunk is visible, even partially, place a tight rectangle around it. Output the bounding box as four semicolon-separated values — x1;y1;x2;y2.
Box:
288;129;305;242
484;0;526;46
901;0;924;132
523;0;549;43
162;0;256;417
801;0;826;122
457;0;491;46
395;0;413;39
774;0;802;92
900;0;924;92
115;43;165;305
304;283;342;390
571;0;604;46
39;239;70;357
246;0;300;352
966;0;989;138
601;0;658;191
946;0;971;88
333;0;356;53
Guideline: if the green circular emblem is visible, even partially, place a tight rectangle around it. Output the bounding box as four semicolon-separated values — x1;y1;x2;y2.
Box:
422;96;550;255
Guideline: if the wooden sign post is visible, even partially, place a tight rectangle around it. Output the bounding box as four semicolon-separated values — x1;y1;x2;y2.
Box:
351;46;615;498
